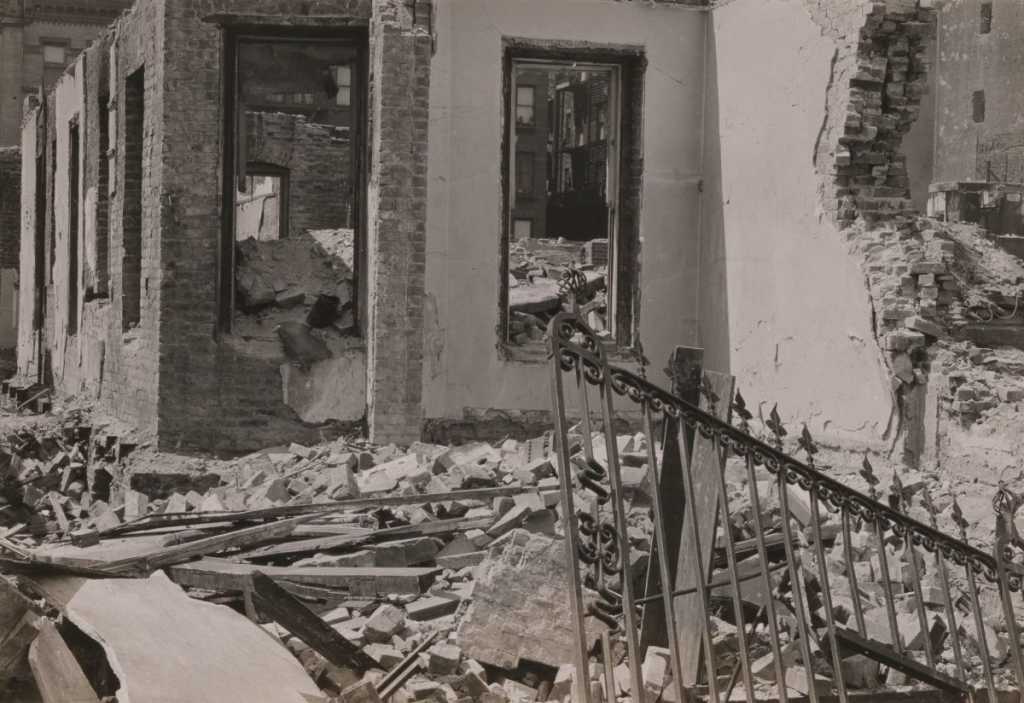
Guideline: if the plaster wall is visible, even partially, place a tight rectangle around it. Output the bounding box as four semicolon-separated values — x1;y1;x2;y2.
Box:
424;0;706;421
701;0;893;446
16;107;39;382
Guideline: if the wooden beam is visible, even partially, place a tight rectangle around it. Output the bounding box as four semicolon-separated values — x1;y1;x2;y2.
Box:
249;571;378;671
100;514;316;574
237;516;493;561
673;369;735;687
28;619;100;703
641;346;702;650
100;486;535;538
833;626;970;693
168;558;438;597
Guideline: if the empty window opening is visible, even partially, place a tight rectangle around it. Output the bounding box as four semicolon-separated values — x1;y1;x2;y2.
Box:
236;168;287;241
225;35;364;338
33;136;46;331
88;92;111;300
973;90;986;123
42;44;66;65
122;66;144;332
48;137;55;286
504;56;638;349
68;120;80;335
980;3;993;34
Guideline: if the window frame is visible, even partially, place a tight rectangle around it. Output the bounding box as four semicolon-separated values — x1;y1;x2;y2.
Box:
515;84;535;128
220;27;368;336
236;161;290;241
499;42;645;361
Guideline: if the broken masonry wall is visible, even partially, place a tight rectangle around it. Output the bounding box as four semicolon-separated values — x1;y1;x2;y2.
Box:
701;0;896;450
0;147;19;375
155;0;373;454
933;0;1024;184
13;0;165;439
423;0;706;435
243;111;353;237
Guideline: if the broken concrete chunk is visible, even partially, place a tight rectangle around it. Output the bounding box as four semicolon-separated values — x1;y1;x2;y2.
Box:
428;643;462;675
364;604;405;643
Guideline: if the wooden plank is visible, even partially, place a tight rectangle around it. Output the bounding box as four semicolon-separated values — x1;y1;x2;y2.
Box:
29;571;326;703
99;514;316;574
833;626;970;693
48;493;69;534
250;571;378;671
168;558;439;597
28;619;100;703
100;486;534;538
673;370;734;686
641;347;702;650
237;516;493;560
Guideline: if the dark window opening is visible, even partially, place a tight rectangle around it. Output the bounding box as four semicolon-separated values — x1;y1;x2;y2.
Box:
33;152;45;330
515;151;534;197
973;90;986;123
48;138;55;286
980;3;993;34
503;54;640;350
68;120;80;335
122;67;144;332
515;85;535;127
88;92;111;300
223;32;366;337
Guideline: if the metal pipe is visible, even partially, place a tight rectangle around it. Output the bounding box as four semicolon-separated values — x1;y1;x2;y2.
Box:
808;486;848;702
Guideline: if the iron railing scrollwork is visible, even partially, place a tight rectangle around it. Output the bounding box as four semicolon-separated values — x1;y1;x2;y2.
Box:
549;311;1024;702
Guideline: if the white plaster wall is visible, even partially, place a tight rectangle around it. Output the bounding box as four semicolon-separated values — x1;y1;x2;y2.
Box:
424;0;706;419
17;109;37;380
51;61;85;390
702;0;892;445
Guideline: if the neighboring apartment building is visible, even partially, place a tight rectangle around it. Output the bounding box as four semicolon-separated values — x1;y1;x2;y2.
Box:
0;1;133;371
0;1;134;147
928;0;1024;234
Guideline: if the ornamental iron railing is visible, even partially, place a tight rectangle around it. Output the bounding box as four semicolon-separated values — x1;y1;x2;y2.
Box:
548;311;1024;702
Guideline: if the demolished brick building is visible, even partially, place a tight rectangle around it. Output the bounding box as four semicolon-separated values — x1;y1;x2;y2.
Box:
9;0;1024;469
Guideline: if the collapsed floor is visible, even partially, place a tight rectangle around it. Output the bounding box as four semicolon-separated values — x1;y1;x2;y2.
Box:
0;399;1017;702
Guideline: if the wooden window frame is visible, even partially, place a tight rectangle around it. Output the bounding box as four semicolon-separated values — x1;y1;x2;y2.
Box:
499;40;645;362
219;27;368;336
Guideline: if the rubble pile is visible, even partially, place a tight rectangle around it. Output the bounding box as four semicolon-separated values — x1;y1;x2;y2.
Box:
0;415;1017;701
508;237;607;344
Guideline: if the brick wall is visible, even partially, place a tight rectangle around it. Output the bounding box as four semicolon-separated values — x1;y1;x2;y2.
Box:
364;0;432;445
817;2;935;225
244;110;353;236
155;0;372;453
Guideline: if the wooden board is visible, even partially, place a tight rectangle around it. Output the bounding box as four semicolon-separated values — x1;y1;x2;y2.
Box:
672;370;734;686
237;516;493;560
29;571;326;703
28;619;100;703
640;347;702;650
168;558;439;597
249;571;378;671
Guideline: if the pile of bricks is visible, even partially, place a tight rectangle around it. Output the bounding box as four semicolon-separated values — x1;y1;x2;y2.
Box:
832;1;934;225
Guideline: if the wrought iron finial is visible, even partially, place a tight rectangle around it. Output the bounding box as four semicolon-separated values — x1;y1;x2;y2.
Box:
798;424;818;467
951;497;969;540
765;403;787;450
888;468;904;513
860;455;879;501
699;373;719;414
732;389;753;433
